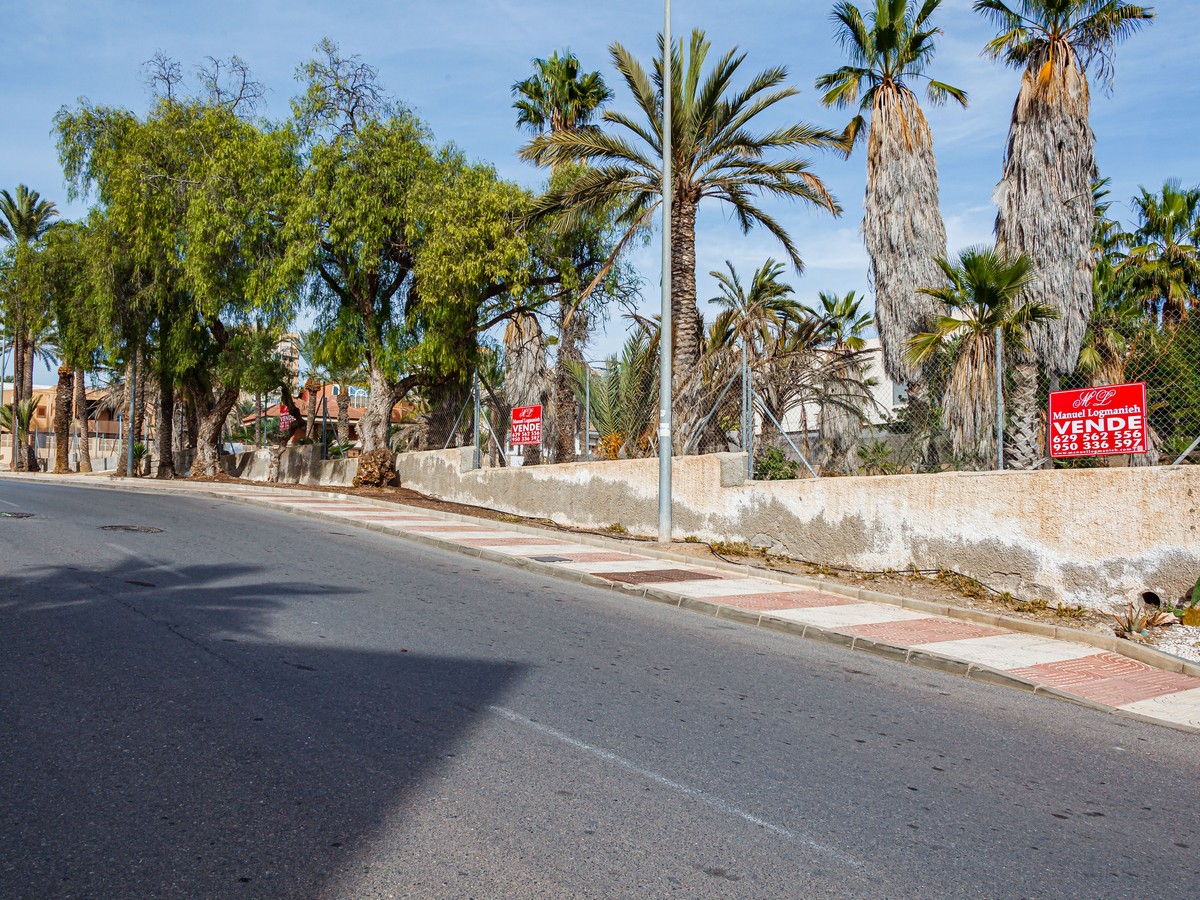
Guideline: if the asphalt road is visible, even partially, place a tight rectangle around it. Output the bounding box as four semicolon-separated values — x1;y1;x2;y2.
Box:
1;480;1196;899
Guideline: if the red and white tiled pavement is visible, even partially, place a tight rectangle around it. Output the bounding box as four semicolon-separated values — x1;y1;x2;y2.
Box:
202;486;1200;734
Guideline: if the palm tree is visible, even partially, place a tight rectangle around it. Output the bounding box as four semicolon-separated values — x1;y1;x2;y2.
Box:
908;247;1058;467
0;185;59;470
514;50;612;463
526;29;845;399
815;290;876;472
569;321;660;460
515;50;613;172
703;259;804;453
976;0;1154;466
816;0;967;403
706;259;799;357
1123;180;1200;320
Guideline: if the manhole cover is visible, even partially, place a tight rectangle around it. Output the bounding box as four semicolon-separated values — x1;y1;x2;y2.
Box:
594;568;722;585
98;525;163;534
0;511;34;519
531;555;572;563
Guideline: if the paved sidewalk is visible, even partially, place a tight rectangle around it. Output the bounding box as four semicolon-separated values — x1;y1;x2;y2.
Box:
7;474;1200;734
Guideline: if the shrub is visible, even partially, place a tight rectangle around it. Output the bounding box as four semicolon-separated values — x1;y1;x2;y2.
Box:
754;446;799;481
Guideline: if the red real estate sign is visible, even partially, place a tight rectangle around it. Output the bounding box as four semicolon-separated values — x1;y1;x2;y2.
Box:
510;404;543;446
1048;382;1148;459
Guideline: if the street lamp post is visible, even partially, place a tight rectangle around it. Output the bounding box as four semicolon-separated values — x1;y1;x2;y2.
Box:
657;0;673;544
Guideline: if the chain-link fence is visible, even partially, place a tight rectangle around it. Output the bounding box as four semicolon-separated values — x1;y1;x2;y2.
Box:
400;314;1200;478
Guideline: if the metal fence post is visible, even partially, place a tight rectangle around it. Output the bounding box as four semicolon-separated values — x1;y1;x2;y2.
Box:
472;372;481;470
584;364;591;463
995;327;1004;471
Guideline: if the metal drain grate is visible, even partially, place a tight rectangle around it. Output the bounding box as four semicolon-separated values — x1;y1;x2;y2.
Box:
531;555;572;563
0;511;34;519
98;525;164;534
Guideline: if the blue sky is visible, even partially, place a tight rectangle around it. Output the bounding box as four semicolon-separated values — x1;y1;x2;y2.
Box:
2;0;1194;375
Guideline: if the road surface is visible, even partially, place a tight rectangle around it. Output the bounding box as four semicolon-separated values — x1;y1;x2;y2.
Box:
1;480;1195;898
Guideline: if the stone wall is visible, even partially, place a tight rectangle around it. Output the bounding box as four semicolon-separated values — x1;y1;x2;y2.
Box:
394;447;1200;609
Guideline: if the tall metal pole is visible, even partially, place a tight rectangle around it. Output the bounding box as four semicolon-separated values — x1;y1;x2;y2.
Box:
994;327;1005;471
657;0;673;543
742;335;751;480
584;364;591;463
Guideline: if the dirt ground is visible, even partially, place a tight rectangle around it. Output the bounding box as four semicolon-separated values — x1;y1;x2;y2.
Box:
186;473;1200;660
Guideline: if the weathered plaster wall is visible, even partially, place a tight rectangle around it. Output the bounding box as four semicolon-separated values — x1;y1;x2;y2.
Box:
221;447;358;487
395;447;1200;608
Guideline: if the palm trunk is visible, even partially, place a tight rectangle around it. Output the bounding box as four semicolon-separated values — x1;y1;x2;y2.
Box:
73;369;92;473
865;91;946;393
995;59;1096;378
553;297;585;463
156;382;176;479
670;196;701;397
1005;356;1042;470
52;367;73;473
336;388;350;446
21;339;33;401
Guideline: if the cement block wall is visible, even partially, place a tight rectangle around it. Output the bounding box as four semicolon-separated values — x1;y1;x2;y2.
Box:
394;447;1200;609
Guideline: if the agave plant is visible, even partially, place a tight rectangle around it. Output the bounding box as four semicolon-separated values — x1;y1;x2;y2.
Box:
1109;601;1178;639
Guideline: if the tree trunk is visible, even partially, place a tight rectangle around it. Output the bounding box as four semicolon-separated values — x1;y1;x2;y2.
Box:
670;196;701;398
184;397;198;451
336;389;350;446
52;367;73;473
73;369;92;473
995;58;1096;376
305;379;320;444
11;326;24;472
553;298;585;463
357;364;396;452
114;358;133;478
1005;356;1042;470
865;92;946;391
191;382;240;478
156;381;176;479
21;339;33;401
134;349;148;475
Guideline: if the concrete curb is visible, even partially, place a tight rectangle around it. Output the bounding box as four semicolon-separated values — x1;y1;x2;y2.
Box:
4;472;1198;735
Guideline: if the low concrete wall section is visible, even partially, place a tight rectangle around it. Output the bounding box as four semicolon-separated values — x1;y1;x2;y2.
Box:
395;447;1200;609
221;447;358;488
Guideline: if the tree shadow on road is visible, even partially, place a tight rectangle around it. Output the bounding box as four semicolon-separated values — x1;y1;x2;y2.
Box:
0;557;526;898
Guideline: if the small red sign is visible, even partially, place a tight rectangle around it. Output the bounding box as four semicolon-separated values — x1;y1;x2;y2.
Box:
510;404;542;446
1048;382;1149;459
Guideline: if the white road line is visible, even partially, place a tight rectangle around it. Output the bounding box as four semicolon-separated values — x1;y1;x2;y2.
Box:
104;542;188;579
488;705;857;865
0;497;19;507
